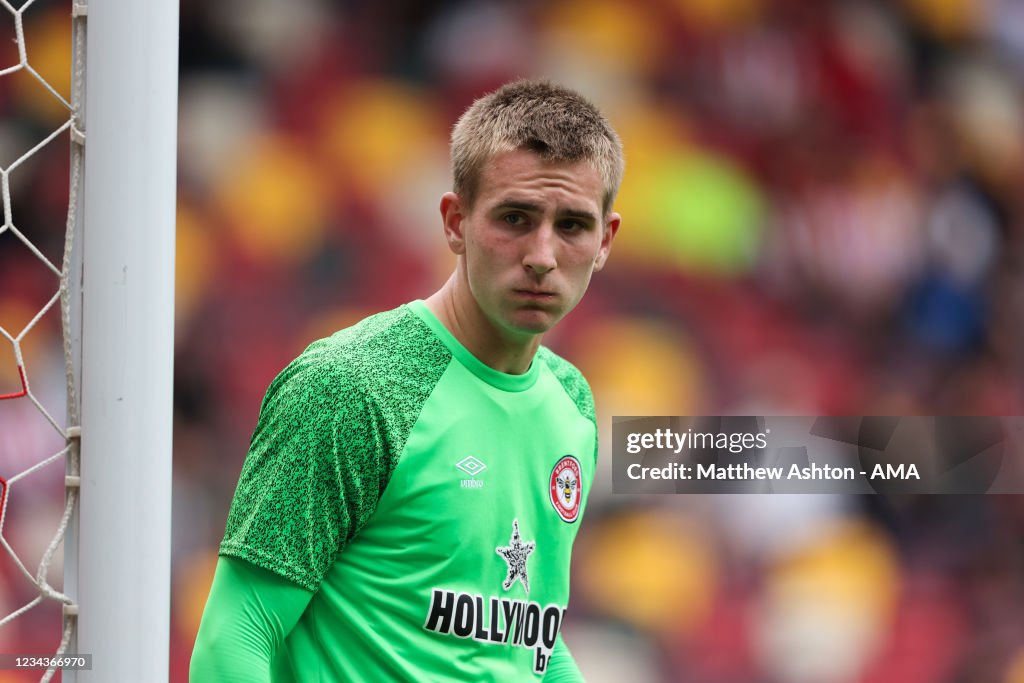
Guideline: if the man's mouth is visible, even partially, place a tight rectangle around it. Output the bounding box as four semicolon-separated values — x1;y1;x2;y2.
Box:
513;289;557;301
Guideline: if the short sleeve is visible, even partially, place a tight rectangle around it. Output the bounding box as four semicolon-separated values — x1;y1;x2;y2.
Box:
219;346;387;590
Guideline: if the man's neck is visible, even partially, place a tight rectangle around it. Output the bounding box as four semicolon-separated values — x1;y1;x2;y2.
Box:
424;274;541;375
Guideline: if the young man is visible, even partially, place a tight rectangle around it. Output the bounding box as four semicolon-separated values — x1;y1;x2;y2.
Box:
190;79;623;682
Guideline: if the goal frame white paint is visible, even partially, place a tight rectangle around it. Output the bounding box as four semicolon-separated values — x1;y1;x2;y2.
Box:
66;0;178;679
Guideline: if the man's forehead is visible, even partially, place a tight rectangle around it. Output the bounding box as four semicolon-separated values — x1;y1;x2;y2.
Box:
475;149;604;207
480;148;601;176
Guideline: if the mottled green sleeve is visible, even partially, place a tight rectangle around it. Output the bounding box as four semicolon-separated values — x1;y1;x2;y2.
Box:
219;345;376;589
537;347;598;466
219;307;452;591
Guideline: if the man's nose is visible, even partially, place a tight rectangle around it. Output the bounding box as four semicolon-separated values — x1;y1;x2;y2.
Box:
523;224;557;275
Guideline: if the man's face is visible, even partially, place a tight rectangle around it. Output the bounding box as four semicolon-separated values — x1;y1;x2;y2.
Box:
441;149;620;339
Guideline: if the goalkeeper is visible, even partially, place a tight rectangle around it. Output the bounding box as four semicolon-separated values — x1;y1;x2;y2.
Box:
190;79;623;682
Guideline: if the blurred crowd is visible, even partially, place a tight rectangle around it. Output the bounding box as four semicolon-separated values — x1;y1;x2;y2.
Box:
2;0;1024;680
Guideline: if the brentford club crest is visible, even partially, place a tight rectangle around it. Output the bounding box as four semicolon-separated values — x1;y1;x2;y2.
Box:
549;455;581;523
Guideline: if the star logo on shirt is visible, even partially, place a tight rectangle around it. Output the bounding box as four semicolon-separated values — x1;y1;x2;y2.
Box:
495;519;536;594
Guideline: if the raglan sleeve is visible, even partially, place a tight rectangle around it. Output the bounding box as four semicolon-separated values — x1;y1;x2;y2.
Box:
218;345;387;591
540;348;598;469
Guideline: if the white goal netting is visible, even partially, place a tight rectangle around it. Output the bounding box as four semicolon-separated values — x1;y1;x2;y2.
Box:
0;0;85;680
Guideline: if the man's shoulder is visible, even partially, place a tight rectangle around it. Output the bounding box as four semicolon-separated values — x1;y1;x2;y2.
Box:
306;305;415;357
287;303;451;395
535;346;595;423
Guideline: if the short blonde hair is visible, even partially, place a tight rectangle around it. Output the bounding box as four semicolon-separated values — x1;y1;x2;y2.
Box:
451;80;624;215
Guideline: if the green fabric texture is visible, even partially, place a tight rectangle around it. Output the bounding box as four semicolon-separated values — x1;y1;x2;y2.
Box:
213;301;597;680
220;306;451;589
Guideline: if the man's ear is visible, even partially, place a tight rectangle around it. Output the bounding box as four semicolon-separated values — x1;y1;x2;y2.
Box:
440;192;467;256
593;211;621;272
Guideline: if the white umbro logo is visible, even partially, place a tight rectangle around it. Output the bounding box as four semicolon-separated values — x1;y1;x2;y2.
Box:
456;456;487;477
456;456;487;488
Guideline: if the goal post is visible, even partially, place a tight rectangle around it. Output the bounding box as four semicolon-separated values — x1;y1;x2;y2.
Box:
68;0;178;678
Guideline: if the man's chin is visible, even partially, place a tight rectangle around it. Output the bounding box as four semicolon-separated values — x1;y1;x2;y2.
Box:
504;307;562;336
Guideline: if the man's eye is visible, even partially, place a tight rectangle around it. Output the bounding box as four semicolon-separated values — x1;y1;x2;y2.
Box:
559;220;585;232
503;214;525;226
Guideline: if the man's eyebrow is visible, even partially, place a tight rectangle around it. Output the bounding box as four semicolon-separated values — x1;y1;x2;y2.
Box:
493;200;543;214
558;208;599;224
492;200;598;223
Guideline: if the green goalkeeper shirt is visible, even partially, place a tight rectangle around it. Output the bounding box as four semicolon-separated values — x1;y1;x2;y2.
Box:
207;300;596;681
